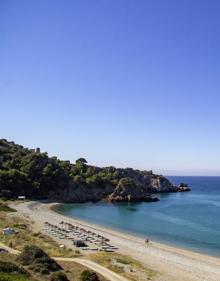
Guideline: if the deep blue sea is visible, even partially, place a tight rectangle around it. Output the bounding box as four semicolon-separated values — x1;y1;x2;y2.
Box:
55;177;220;256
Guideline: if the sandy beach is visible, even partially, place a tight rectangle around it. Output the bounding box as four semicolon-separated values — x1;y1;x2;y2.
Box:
12;201;220;281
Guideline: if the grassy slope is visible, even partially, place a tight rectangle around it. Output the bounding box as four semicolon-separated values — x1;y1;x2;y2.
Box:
0;204;16;212
58;261;107;281
0;253;35;281
0;207;107;281
88;252;158;281
0;249;107;281
0;201;157;281
0;210;77;258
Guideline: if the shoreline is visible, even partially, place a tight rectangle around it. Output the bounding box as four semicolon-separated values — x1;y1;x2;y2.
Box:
52;202;219;258
12;201;220;281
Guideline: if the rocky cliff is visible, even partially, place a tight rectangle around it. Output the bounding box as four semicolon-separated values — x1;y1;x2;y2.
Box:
48;173;190;203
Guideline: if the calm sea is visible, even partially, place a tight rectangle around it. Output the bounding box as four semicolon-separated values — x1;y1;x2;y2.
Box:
55;176;220;256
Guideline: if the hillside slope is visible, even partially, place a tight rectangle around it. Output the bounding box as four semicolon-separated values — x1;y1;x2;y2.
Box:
0;139;189;202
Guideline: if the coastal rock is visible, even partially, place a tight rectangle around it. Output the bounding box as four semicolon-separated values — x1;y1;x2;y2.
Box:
178;183;191;192
148;177;190;193
107;178;159;202
48;175;189;203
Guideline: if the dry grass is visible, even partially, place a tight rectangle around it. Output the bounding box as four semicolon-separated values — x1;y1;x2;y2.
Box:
0;201;156;281
0;200;17;212
0;252;17;263
0;212;79;258
58;260;108;281
0;253;108;281
0;253;36;281
0;204;16;212
0;204;108;281
87;252;158;281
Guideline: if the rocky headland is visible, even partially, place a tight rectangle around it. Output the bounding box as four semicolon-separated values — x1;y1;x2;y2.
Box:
0;139;190;203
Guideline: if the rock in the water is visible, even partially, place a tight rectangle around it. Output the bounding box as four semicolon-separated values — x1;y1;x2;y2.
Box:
178;183;191;192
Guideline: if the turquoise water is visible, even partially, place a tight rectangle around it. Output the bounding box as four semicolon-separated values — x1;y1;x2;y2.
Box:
55;177;220;256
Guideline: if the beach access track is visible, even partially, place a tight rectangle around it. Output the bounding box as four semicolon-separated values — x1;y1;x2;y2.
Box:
0;242;128;281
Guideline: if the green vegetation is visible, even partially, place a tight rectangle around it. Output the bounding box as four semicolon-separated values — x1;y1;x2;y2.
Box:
118;177;134;187
57;261;106;281
17;245;61;274
50;271;69;281
0;273;30;281
80;270;100;281
0;212;77;257
0;260;28;275
0;139;155;201
0;202;16;212
0;251;107;281
88;252;158;281
0;260;30;281
13;223;27;229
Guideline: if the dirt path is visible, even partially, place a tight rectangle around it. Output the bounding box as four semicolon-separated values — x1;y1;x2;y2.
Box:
0;241;20;254
11;201;220;281
0;241;128;281
55;257;128;281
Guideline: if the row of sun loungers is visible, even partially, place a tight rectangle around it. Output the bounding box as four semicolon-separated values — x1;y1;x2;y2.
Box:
42;221;118;252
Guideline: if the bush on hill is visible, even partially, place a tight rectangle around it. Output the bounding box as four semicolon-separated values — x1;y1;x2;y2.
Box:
50;271;69;281
0;203;16;212
0;261;29;281
80;270;100;281
17;245;61;275
0;273;30;281
118;177;134;187
0;261;28;275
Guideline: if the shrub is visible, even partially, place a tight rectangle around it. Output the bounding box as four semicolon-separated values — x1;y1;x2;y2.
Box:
32;232;40;237
40;267;50;275
50;271;69;281
0;261;28;275
80;270;100;281
0;273;29;281
13;224;27;229
17;245;47;265
0;203;16;212
31;265;40;273
118;178;134;187
74;175;85;184
31;256;61;272
17;245;61;274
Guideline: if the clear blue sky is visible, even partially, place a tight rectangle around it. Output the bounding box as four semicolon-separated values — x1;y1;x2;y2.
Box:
1;0;220;176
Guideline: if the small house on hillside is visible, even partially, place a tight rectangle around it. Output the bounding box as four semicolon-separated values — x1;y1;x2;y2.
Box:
18;196;26;200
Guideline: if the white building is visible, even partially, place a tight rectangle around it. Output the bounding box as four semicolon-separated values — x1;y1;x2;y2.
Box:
18;196;26;200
